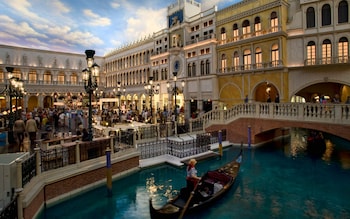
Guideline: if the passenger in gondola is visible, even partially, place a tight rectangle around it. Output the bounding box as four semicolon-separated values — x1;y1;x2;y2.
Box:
199;186;212;199
186;159;201;191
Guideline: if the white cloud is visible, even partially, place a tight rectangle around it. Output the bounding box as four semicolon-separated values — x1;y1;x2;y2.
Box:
83;9;111;27
49;38;70;45
5;0;47;23
123;7;167;42
0;16;48;39
62;30;104;47
0;32;20;41
201;0;238;10
26;37;49;47
111;1;121;9
51;0;70;14
0;15;14;23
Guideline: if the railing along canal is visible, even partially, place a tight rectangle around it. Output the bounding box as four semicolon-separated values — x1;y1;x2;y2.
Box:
190;103;350;131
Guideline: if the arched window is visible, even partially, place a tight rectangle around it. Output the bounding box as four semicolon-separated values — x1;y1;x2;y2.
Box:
338;37;348;63
233;52;240;71
192;62;196;77
161;69;165;80
306;7;315;28
200;60;205;75
205;60;210;75
57;72;65;85
338;0;349;23
322;39;332;64
233;23;239;41
43;71;52;84
221;54;227;72
242;20;251;39
271;44;279;67
322;4;331;26
307;41;316;65
187;63;192;77
254;17;262;36
255;47;262;68
28;69;37;83
270;12;278;32
243;49;251;70
221;27;226;44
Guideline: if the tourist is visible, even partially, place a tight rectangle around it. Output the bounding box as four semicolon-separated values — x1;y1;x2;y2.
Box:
25;114;38;153
244;95;248;103
82;128;90;141
186;158;201;191
275;94;280;103
267;95;271;102
13;116;26;151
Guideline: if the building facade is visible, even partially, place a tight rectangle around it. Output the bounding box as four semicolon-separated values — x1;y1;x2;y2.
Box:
287;0;350;102
215;0;290;107
0;45;104;112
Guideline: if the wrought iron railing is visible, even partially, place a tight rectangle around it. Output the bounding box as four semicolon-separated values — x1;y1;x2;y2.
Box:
0;194;17;219
22;153;36;187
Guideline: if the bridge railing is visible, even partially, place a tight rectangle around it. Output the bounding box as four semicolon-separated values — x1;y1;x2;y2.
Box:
189;103;350;131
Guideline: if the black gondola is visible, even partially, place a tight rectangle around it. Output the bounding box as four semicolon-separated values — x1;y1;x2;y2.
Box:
149;148;243;219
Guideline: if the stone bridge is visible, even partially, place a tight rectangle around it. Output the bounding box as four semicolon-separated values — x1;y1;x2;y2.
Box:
189;103;350;145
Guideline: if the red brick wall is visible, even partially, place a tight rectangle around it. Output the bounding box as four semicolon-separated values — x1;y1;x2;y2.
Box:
206;118;350;144
23;156;139;219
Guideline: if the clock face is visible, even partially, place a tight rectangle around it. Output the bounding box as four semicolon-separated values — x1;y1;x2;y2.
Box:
174;60;180;72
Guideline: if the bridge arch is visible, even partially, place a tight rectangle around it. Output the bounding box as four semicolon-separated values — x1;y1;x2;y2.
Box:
291;81;350;103
207;118;350;145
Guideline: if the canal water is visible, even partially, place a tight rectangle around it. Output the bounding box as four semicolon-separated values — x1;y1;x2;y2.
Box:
38;132;350;219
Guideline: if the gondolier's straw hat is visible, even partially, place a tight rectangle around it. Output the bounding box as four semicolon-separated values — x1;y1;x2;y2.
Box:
189;158;197;165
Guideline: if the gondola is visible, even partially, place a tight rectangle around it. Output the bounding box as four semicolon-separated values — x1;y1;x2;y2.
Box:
149;148;243;219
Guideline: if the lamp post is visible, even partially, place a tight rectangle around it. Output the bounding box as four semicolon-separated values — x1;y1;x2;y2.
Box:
0;67;25;144
144;77;159;123
167;72;185;122
167;72;185;135
82;50;100;141
113;81;126;122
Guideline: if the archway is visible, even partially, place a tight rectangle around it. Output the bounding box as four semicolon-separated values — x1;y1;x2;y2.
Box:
254;82;279;102
27;96;38;112
292;82;350;103
43;96;53;108
219;83;241;108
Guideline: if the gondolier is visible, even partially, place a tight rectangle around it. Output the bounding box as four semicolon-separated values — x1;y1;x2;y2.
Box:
150;148;243;219
186;158;201;191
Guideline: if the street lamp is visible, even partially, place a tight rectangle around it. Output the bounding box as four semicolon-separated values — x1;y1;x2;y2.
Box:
82;50;100;141
113;81;126;122
0;67;25;144
167;72;185;122
144;77;159;123
167;72;185;135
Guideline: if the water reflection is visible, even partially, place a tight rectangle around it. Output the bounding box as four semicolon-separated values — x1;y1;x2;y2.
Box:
41;131;350;219
289;128;338;164
146;174;179;205
289;128;308;157
322;139;334;163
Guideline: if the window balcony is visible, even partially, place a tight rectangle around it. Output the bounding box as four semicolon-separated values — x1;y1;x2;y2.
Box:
304;56;350;66
217;60;283;74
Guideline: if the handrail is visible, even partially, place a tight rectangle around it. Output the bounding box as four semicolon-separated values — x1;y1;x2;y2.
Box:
189;103;350;131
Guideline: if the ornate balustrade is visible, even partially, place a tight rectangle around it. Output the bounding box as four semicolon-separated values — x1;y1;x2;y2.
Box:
189;103;350;131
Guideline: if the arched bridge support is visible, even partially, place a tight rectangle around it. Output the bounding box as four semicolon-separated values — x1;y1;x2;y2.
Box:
206;117;350;146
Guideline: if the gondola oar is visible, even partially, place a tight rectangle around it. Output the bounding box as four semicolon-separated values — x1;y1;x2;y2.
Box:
178;178;201;219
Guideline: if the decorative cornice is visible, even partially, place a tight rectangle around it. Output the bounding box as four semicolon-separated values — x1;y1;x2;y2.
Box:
216;0;288;26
